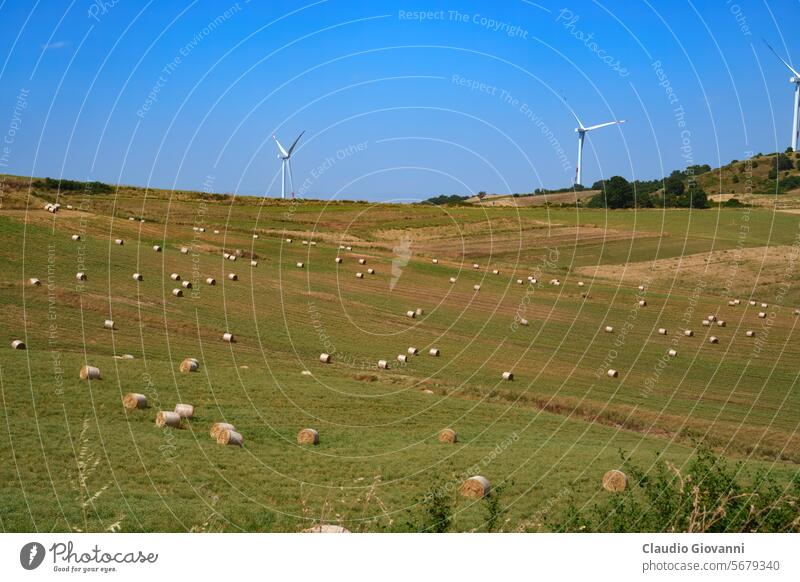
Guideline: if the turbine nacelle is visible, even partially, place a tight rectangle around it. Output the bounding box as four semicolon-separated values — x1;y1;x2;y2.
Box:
272;130;305;199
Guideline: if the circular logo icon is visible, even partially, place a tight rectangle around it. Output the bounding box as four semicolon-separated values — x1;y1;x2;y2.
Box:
20;542;45;570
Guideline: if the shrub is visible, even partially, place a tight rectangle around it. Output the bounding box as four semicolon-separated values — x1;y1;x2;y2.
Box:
407;480;455;532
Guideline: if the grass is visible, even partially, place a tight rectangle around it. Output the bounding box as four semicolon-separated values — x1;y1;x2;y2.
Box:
1;178;799;532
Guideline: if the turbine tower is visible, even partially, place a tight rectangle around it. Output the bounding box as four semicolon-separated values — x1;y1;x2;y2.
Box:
566;106;625;186
273;131;304;199
764;40;800;151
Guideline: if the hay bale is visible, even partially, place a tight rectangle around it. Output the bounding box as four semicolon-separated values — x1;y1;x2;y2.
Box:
179;358;199;373
11;340;26;350
253;234;259;239
460;476;490;499
29;278;41;286
438;428;457;443
492;269;499;275
701;320;710;326
76;272;87;281
182;280;192;289
429;348;440;357
222;332;235;343
297;428;319;445
502;371;514;381
223;252;231;259
602;469;627;492
638;285;645;291
302;240;308;245
172;288;183;297
319;353;331;363
638;300;646;307
449;277;456;283
153;245;161;252
174;403;195;419
228;273;238;281
206;277;216;285
250;260;258;267
749;300;756;306
577;281;585;287
406;310;416;318
422;389;434;395
367;268;375;275
607;369;618;378
761;302;768;308
228;255;237;262
286;238;293;243
473;284;481;291
123;393;147;410
335;257;342;263
345;245;352;250
210;422;235;439
356;272;364;278
432;258;438;264
529;277;538;284
156;411;181;428
378;359;389;369
734;299;741;305
658;328;667;335
758;311;766;319
397;354;408;363
114;238;124;245
716;320;726;327
519;318;529;326
180;247;189;254
668;349;677;357
79;365;101;380
358;258;366;265
198;227;205;232
728;300;736;307
415;308;424;316
407;347;418;355
170;273;181;281
301;370;312;376
517;279;523;284
604;325;614;333
71;234;81;241
709;336;719;344
114;354;134;360
472;263;480;269
103;319;115;330
746;330;755;337
684;329;694;337
214;229;220;235
132;273;143;281
216;429;243;446
296;262;304;268
708;314;717;322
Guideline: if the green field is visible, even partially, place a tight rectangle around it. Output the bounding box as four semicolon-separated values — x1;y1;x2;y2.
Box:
1;180;799;532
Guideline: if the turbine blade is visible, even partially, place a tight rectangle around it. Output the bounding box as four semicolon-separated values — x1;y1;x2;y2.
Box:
584;120;626;131
560;95;584;129
287;130;305;156
763;39;800;77
273;135;289;158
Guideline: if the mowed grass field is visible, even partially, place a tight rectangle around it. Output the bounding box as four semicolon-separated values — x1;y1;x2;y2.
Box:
1;183;799;532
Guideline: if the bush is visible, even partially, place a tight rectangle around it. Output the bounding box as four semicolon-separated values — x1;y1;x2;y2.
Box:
32;177;113;194
547;446;800;532
776;153;794;171
407;480;454;532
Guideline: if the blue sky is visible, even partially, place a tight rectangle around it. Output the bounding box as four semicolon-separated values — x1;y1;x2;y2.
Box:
0;0;798;201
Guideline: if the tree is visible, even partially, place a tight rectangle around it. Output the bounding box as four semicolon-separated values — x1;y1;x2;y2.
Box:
588;176;634;209
776;153;794;171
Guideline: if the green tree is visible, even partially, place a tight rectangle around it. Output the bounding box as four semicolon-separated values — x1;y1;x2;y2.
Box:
588;176;634;209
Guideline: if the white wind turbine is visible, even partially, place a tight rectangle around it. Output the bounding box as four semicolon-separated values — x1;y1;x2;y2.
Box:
273;131;304;199
764;40;800;152
567;105;625;186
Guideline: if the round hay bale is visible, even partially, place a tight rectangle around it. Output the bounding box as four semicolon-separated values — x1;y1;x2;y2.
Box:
638;300;646;307
296;262;304;268
170;273;180;281
222;332;235;343
214;229;220;235
529;277;538;284
406;310;416;318
366;267;375;275
758;311;766;319
228;273;238;281
76;272;87;281
210;422;235;439
602;469;627;492
472;263;480;269
684;329;694;337
11;340;26;350
728;300;736;307
638;285;645;291
182;280;192;289
180;247;189;254
250;260;258;267
302;240;308;245
172;288;183;297
253;234;259;239
407;347;418;355
709;336;719;344
174;403;194;419
228;255;237;262
319;353;331;363
492;269;500;275
473;284;481;291
198;227;204;232
29;278;41;286
502;371;514;381
123;393;147;410
422;389;434;395
415;308;424;316
114;354;134;360
429;348;440;357
746;330;755;337
668;349;677;357
397;354;408;363
358;258;366;265
607;369;618;378
716;320;726;327
356;272;364;278
438;428;457;443
604;325;614;333
103;319;115;330
658;328;667;335
297;428;319;445
153;245;161;252
449;277;457;283
179;358;199;373
302;525;350;533
378;359;389;369
749;300;756;306
733;299;740;305
156;411;181;428
516;279;523;284
71;234;81;241
334;257;342;263
223;252;231;259
301;370;312;376
132;273;143;281
761;302;768;308
114;238;124;245
701;320;710;326
66;205;73;209
519;318;529;326
345;245;352;250
216;429;243;446
79;365;101;380
460;476;490;499
206;277;216;285
285;238;293;243
708;315;717;322
577;281;585;287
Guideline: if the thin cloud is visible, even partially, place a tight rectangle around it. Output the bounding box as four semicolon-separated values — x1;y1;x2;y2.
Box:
41;41;70;50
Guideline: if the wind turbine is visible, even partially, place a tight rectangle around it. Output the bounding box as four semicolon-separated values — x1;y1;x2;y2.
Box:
273;131;304;199
566;105;625;186
764;40;800;151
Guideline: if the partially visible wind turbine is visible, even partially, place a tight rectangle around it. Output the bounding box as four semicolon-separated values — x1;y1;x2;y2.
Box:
764;39;800;152
565;103;625;186
273;131;304;199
